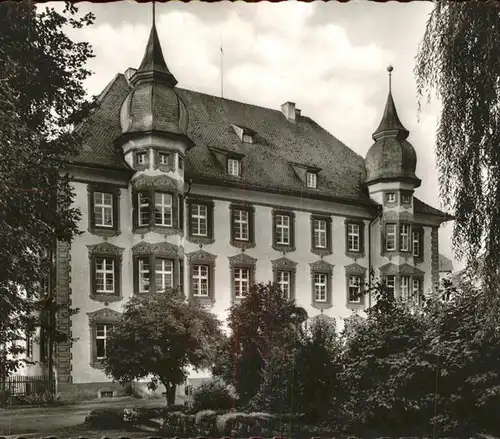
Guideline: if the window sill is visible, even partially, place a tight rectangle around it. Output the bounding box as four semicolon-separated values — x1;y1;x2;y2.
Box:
230;239;256;250
88;227;121;238
90;361;105;370
272;244;296;253
345;251;365;260
311;247;332;257
90;294;123;304
134;225;182;237
311;302;333;310
187;235;215;246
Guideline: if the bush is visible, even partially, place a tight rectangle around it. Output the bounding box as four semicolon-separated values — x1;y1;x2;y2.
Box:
84;408;127;429
191;378;234;412
194;409;218;436
161;411;196;436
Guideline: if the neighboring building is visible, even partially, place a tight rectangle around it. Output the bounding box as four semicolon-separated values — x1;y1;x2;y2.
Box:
44;22;451;397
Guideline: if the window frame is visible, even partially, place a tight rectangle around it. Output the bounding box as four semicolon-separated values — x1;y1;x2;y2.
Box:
154;192;173;227
87;184;121;237
344;262;367;308
134;150;149;171
153;148;175;172
385;192;397;205
186;198;215;245
229;203;256;249
272;209;296;253
310;260;334;310
385;223;397;251
272;257;297;301
227;158;242;177
310;215;332;256
187;250;217;302
345;219;365;258
87;242;124;303
229;253;257;304
306;171;317;189
412;225;424;262
399;223;411;252
87;307;122;369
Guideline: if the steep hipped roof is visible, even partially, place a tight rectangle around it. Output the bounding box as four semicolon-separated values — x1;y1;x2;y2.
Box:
71;73;449;218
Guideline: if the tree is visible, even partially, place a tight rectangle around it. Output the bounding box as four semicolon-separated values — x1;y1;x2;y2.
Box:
212;282;307;408
0;1;94;379
415;1;500;296
103;290;224;405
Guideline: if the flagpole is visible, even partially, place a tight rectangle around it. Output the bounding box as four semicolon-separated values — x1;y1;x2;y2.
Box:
220;41;224;99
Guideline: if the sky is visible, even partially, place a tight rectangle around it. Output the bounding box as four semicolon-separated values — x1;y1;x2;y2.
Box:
46;0;461;269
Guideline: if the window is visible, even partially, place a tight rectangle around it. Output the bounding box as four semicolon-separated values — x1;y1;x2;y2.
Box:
191;204;208;236
94;192;113;228
412;230;420;257
385;224;396;251
155;258;173;292
314;273;327;302
400;224;410;252
132;241;181;295
348;275;361;303
401;275;410;301
138;193;150;226
276;214;290;245
228;158;241;177
386;192;396;203
154;192;173;227
192;265;209;297
313;219;327;248
136;151;147;165
348;223;360;252
306;172;317;188
95;258;115;294
234;268;250;298
95;324;113;360
242;133;253;143
187;199;215;244
277;271;291;299
159;152;170;165
402;194;411;204
178;155;184;170
229;253;257;302
138;257;150;293
88;185;121;236
412;226;424;260
385;275;396;295
233;209;249;241
412;278;421;301
88;242;124;302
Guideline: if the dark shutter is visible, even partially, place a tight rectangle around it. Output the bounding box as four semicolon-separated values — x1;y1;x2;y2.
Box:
132;190;138;229
290;214;295;248
178;195;184;231
272;212;277;247
359;222;365;253
90;256;97;296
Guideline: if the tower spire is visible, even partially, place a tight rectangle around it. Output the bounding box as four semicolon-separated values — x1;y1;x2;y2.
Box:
130;1;177;87
372;65;409;141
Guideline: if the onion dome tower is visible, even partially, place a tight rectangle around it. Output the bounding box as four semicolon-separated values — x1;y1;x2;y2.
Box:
364;65;421;197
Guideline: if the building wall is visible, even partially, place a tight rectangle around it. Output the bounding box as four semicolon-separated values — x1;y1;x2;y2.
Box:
61;176;440;386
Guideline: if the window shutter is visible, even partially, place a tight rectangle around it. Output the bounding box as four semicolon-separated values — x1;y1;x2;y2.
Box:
207;203;214;239
249;208;255;244
230;207;236;241
90;256;97;296
272;213;277;247
290;214;295;248
89;189;96;230
178;195;184;231
360;222;365;253
132;191;138;229
112;193;119;231
327;219;332;252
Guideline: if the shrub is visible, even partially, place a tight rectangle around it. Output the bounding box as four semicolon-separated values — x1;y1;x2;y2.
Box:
191;378;234;412
194;409;218;436
161;411;196;436
84;408;126;429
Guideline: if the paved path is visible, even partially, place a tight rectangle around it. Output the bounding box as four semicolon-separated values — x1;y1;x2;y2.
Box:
0;398;164;436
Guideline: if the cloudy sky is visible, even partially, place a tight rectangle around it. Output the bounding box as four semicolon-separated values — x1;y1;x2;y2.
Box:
47;0;460;268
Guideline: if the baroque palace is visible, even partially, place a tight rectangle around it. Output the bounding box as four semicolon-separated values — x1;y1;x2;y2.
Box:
27;19;451;399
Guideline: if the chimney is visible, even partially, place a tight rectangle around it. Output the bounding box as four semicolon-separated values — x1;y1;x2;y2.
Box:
281;101;296;122
295;108;302;119
124;67;137;83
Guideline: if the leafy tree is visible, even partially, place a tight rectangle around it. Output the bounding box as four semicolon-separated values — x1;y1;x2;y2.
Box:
212;282;307;408
415;0;500;294
103;290;224;405
0;1;94;379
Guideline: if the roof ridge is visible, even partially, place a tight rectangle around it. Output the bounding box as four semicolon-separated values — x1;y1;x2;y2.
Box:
96;73;126;103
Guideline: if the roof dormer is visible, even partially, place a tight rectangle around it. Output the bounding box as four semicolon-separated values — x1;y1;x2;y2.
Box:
231;124;256;144
209;147;245;178
290;162;321;189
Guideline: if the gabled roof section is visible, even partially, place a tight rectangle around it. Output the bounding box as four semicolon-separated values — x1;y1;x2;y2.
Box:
413;198;454;221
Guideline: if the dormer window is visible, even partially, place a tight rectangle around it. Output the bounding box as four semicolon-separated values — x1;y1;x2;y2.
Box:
228;158;241;177
306;172;317;188
136;152;147;165
159;152;170;165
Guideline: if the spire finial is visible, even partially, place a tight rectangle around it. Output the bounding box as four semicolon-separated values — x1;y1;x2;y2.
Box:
152;0;156;27
387;64;393;93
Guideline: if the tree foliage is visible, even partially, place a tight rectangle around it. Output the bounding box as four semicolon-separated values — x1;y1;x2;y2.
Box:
415;0;500;292
103;290;224;405
0;1;94;378
212;282;307;408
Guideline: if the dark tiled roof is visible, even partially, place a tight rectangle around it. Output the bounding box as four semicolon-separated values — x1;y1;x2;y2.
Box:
71;74;450;218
